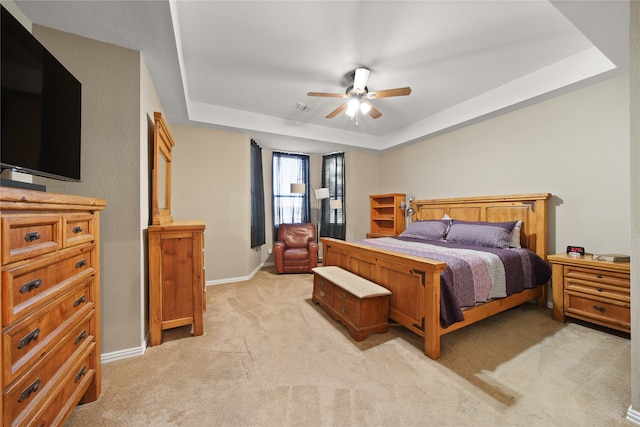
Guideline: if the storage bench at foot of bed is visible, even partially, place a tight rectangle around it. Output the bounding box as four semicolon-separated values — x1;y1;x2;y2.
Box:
312;266;391;341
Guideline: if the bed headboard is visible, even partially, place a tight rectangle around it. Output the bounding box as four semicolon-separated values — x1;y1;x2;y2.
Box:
412;193;551;259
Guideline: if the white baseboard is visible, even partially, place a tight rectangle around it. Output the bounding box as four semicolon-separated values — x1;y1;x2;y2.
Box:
628;405;640;425
206;261;271;286
101;345;145;364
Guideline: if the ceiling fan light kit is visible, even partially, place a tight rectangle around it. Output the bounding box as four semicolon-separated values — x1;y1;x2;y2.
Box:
307;67;411;122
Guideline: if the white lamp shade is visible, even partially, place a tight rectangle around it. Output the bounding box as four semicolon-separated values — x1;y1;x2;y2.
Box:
330;199;342;210
290;183;306;194
314;188;330;200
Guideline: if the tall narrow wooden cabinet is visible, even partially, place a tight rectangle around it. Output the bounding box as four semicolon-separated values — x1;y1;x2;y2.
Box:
0;187;106;426
148;220;205;346
367;193;406;238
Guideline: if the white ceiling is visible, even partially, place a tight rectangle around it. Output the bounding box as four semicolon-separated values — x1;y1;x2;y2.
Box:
12;0;629;154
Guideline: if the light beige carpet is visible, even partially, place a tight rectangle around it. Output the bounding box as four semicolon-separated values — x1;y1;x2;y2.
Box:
66;267;631;426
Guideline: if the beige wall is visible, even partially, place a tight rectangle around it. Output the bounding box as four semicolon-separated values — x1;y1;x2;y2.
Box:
169;124;257;281
140;60;166;348
629;0;639;420
376;76;630;256
344;150;384;241
29;25;145;355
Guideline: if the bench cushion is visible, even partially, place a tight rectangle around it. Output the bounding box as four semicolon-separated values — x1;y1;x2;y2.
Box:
312;266;391;299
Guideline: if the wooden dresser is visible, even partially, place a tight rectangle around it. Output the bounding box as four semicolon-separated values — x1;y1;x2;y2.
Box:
1;187;106;426
148;220;205;346
548;253;630;333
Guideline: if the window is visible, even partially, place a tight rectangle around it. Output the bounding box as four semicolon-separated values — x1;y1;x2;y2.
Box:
320;153;345;240
272;152;310;233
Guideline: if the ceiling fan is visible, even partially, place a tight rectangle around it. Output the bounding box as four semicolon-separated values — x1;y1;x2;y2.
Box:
307;68;411;122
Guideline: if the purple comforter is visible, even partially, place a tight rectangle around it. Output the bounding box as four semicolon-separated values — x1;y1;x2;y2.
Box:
359;237;551;327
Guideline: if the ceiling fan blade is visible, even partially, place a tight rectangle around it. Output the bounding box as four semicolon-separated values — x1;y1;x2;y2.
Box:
367;87;412;99
307;92;349;98
353;68;370;92
366;103;382;119
326;103;347;118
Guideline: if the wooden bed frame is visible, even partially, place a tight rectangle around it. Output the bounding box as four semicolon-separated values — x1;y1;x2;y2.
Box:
320;193;551;359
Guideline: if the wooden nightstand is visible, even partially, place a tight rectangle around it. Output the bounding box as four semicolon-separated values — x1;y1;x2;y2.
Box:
547;253;630;333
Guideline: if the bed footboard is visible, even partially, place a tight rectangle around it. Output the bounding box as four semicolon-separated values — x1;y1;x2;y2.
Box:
321;237;447;359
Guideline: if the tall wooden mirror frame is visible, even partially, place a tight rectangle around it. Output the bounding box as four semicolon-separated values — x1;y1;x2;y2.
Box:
152;111;174;225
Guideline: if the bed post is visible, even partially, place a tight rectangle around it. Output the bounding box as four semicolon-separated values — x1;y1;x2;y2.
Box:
423;269;442;359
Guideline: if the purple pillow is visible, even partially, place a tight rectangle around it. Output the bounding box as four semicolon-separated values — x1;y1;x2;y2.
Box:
445;220;518;248
399;220;450;241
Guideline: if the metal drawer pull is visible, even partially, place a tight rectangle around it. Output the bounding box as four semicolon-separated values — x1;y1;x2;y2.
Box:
342;291;347;299
18;379;41;403
75;259;87;269
320;291;326;298
74;295;86;307
17;327;40;350
74;330;87;345
19;279;42;294
340;306;347;313
596;274;603;279
597;288;603;292
319;279;325;286
24;231;41;242
73;226;83;233
74;365;87;383
593;305;607;313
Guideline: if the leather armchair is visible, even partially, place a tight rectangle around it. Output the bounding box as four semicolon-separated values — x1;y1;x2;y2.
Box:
273;223;319;274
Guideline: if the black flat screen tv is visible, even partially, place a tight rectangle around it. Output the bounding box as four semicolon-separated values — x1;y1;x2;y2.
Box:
1;6;81;182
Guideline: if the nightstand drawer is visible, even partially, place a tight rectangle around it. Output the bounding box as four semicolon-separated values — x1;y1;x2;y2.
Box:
565;266;629;289
566;292;630;330
565;280;630;303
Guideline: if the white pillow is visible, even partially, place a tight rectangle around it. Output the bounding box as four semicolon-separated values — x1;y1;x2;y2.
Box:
510;220;522;248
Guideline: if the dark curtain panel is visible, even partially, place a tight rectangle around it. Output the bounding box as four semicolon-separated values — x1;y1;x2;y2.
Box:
320;152;346;240
250;140;266;248
272;152;310;237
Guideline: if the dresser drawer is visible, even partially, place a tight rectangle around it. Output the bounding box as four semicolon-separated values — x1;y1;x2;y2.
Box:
1;215;62;265
333;288;357;324
3;280;94;385
565;291;630;330
63;214;96;248
3;312;95;424
564;266;629;289
2;244;95;326
15;342;96;427
313;275;334;305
